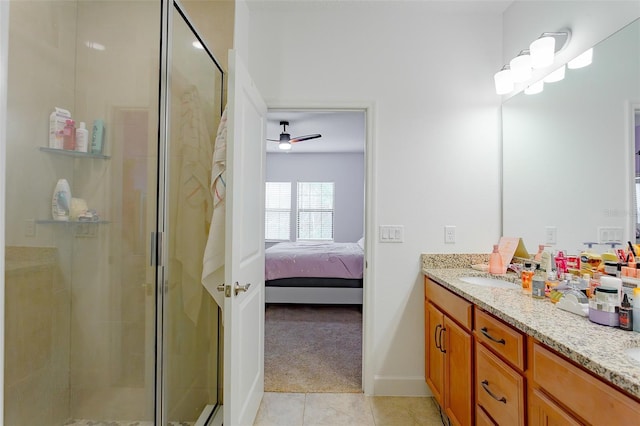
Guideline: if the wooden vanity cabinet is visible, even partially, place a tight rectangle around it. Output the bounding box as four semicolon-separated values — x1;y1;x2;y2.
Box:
474;308;526;426
530;341;640;425
424;278;474;426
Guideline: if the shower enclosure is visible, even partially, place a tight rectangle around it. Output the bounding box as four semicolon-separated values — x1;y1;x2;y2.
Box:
3;1;226;424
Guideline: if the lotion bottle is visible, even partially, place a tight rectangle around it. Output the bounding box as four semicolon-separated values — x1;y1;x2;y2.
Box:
75;122;89;152
51;178;72;221
489;244;504;275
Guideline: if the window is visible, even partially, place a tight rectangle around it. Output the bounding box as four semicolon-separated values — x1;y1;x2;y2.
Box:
265;182;291;240
297;182;334;240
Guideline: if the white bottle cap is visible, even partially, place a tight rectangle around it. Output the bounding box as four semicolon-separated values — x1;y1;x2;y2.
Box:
79;122;86;129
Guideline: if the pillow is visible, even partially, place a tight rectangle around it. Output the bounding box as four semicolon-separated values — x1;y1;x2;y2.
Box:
357;237;365;250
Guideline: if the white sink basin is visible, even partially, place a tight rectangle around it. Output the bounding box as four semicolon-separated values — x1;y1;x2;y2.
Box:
459;276;518;289
625;347;640;363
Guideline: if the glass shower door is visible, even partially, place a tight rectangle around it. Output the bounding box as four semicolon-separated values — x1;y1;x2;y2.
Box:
160;4;224;424
4;0;162;424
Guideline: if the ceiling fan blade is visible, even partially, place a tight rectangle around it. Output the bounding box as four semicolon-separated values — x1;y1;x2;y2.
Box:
266;138;281;142
290;134;322;143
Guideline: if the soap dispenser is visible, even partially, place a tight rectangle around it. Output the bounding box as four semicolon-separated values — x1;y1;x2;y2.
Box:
489;244;505;275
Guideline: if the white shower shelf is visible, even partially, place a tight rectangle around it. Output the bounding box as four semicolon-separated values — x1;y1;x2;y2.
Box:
40;146;110;159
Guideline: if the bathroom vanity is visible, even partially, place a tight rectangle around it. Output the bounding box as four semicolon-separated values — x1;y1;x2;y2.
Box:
422;257;640;425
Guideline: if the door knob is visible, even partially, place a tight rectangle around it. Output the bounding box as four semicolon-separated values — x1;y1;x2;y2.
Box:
234;282;251;296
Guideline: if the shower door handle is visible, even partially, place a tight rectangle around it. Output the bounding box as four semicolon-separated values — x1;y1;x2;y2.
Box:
234;282;251;296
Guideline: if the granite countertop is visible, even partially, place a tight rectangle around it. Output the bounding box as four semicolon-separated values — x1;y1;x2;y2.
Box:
421;254;640;400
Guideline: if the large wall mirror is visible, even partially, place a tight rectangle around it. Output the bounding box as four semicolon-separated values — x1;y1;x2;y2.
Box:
502;18;640;255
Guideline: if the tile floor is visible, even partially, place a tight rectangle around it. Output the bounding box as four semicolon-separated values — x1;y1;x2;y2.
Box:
253;392;444;426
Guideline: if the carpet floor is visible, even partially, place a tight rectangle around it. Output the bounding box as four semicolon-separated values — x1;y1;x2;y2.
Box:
264;304;362;393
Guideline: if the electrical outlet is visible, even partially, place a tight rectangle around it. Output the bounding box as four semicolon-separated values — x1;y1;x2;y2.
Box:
444;225;456;244
545;226;557;245
24;219;35;237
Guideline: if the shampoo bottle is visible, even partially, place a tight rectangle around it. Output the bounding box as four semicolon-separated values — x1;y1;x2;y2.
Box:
51;178;72;221
75;122;89;152
489;244;504;275
91;119;105;154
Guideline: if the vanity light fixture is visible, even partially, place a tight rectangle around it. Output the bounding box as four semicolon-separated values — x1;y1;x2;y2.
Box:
494;65;514;95
568;48;593;69
530;31;571;69
510;50;532;83
493;28;572;95
524;80;544;95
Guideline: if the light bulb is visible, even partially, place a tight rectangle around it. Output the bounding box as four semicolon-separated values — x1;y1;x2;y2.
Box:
494;68;514;95
279;141;292;151
530;36;555;69
510;53;532;83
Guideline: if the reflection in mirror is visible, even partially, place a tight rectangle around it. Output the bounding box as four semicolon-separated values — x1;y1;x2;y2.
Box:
503;19;640;255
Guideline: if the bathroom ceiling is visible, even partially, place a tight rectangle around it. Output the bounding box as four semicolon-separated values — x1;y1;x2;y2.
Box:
266;110;365;153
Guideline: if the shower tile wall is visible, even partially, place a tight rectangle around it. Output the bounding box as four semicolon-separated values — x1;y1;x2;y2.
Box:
4;247;68;425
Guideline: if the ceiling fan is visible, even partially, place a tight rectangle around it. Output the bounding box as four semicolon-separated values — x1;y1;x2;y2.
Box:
267;121;322;151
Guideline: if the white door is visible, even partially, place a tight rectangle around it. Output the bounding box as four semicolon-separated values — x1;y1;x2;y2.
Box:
223;50;267;426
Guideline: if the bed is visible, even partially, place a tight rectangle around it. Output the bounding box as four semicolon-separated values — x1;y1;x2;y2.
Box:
264;240;364;304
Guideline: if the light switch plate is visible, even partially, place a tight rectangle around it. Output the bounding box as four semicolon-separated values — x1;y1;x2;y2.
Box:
379;225;404;243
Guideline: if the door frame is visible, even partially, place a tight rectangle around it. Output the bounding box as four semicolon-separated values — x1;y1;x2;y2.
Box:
265;101;376;395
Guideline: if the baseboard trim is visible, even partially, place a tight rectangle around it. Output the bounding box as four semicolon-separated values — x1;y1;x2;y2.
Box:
372;375;432;396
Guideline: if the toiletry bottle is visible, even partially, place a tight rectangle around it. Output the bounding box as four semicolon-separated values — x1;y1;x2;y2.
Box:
62;119;76;150
619;293;633;330
91;119;105;154
534;244;545;261
49;107;71;149
633;288;640;332
489;244;504;275
532;265;546;299
51;178;72;221
521;262;534;294
75;122;89;152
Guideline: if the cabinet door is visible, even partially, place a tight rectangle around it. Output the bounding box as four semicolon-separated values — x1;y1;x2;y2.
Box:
444;316;473;426
426;301;445;406
529;388;583;426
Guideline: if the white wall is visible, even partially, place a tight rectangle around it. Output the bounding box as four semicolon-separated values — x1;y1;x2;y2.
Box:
248;1;504;395
266;152;365;243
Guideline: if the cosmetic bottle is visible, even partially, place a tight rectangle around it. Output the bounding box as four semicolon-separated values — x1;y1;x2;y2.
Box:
49;107;71;149
534;244;545;261
532;265;546;299
619;293;633;330
75;122;89;152
489;244;504;275
521;262;534;294
91;119;105;154
62;119;76;150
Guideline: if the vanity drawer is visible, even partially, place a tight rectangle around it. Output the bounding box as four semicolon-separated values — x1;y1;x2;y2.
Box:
476;405;497;426
532;342;640;424
475;308;525;371
476;344;525;426
425;278;473;330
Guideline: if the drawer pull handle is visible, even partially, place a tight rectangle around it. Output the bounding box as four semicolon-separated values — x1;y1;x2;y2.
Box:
434;324;442;350
481;327;506;345
438;327;446;354
481;380;507;404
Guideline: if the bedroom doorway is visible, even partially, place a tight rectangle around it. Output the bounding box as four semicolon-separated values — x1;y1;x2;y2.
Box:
263;108;367;393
